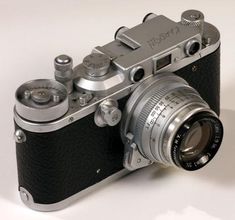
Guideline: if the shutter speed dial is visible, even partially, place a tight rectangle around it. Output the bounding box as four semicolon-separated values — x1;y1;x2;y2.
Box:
83;53;110;77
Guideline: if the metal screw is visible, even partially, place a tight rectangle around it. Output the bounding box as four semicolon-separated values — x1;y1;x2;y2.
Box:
203;37;212;46
96;169;101;174
137;158;141;163
69;117;74;123
130;143;137;150
31;89;51;104
14;130;26;143
53;94;60;103
192;65;198;72
174;57;180;62
79;93;93;107
24;90;31;99
21;191;29;202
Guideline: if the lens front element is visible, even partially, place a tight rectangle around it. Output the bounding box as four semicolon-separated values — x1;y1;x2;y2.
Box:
180;120;212;162
172;112;223;170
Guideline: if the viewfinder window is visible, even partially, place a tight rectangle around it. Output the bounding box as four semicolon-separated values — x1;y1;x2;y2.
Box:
156;54;171;71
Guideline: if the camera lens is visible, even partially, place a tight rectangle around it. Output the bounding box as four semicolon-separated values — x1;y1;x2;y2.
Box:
121;73;223;171
180;120;212;162
172;111;223;170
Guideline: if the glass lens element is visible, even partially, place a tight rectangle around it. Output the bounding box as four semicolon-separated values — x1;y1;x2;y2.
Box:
180;120;212;162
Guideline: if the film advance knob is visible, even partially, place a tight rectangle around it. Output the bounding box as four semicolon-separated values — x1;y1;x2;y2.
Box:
15;79;69;122
94;99;122;127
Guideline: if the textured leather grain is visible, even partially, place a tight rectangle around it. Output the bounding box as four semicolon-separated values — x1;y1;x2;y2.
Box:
175;47;220;115
16;97;128;204
15;47;220;205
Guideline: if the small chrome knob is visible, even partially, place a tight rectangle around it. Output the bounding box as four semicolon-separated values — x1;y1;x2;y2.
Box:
55;54;73;72
83;53;110;77
94;99;122;127
181;10;204;35
54;54;73;94
31;88;51;104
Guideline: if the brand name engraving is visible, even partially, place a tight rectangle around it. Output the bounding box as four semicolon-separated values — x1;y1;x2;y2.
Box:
147;26;180;49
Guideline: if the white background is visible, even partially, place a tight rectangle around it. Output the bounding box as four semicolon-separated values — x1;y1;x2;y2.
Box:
0;0;235;219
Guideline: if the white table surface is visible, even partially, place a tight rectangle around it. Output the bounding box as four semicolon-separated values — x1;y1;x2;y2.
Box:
0;0;235;219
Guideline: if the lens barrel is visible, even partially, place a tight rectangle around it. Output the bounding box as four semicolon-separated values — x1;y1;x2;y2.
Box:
121;73;223;171
171;111;223;170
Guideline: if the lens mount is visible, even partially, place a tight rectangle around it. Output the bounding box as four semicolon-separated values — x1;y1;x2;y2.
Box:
121;72;223;171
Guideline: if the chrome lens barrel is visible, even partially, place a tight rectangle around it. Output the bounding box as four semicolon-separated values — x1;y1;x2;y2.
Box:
121;73;223;171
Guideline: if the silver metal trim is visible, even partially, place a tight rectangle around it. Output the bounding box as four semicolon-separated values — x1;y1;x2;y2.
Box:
14;85;133;133
129;66;145;83
143;13;158;23
54;54;74;94
115;26;129;40
185;38;201;56
15;79;69;122
82;53;110;77
14;129;26;143
14;15;220;133
181;10;205;35
94;99;122;127
74;64;126;96
19;169;129;212
123;132;152;170
120;72;220;170
163;106;217;167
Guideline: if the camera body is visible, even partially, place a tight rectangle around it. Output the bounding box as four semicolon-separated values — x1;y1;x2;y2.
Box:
14;10;222;211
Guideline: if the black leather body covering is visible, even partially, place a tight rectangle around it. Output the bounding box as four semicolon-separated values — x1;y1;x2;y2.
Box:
15;47;220;204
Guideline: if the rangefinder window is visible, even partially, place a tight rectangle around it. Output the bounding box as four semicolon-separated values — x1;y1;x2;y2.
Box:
156;54;171;71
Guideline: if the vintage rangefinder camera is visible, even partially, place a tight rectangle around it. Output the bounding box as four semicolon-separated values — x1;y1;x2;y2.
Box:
14;10;223;211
